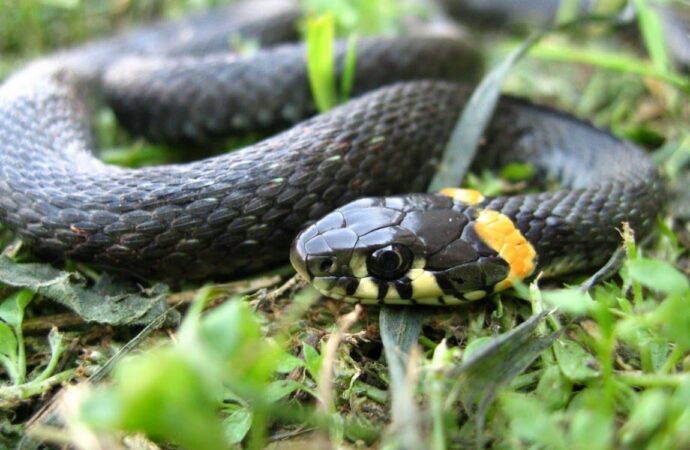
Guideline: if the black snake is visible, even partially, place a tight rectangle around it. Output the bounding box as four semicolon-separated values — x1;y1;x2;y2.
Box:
0;0;665;294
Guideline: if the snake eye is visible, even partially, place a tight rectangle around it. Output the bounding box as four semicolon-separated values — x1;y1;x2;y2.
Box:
367;244;413;281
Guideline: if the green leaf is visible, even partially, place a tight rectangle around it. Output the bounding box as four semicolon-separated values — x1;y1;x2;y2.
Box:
0;256;172;325
0;322;17;361
499;162;535;182
196;299;261;362
450;312;558;436
379;306;426;449
275;352;305;374
620;389;668;445
535;365;572;410
567;389;614;449
306;14;338;112
379;306;425;384
82;348;228;450
553;339;599;382
0;301;19;331
500;392;568;450
627;258;690;295
265;379;308;403
652;294;690;349
223;407;253;445
15;289;33;314
0;289;33;329
542;289;595;315
462;337;494;362
303;343;322;380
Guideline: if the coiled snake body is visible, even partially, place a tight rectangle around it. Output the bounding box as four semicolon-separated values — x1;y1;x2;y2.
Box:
0;0;664;301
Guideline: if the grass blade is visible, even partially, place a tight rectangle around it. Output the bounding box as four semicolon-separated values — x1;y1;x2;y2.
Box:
529;42;689;90
632;0;670;72
379;306;426;448
427;32;540;192
428;13;637;192
340;34;358;102
306;14;338;112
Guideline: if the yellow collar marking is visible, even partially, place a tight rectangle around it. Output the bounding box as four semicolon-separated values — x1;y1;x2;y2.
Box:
474;209;537;291
408;269;443;298
353;277;379;299
439;188;485;205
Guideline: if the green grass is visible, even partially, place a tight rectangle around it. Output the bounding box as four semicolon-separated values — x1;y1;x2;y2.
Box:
2;1;690;449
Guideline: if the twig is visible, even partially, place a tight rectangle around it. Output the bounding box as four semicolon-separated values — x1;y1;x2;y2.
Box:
318;304;362;447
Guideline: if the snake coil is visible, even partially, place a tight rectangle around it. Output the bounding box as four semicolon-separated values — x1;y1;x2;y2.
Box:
0;0;664;289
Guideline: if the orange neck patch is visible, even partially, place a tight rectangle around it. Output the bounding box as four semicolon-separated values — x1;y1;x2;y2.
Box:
473;209;537;291
439;188;485;205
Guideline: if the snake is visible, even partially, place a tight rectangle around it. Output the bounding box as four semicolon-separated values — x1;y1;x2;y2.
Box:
0;0;666;304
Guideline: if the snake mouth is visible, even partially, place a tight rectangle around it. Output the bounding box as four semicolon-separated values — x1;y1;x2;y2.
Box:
309;273;492;306
289;235;311;282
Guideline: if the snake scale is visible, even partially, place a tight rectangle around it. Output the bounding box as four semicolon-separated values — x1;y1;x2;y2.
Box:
0;0;665;298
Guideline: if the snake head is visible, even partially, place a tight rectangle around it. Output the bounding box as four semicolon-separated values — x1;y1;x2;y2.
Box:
290;193;532;305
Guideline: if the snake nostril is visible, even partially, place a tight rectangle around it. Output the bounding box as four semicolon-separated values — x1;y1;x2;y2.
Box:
319;258;335;273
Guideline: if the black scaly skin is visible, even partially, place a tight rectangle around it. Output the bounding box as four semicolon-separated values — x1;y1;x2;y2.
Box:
0;0;664;280
476;98;664;273
104;37;480;145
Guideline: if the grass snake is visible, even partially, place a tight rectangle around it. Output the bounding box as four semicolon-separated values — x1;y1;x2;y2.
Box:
0;0;665;303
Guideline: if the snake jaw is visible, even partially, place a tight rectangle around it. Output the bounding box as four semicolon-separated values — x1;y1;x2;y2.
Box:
289;233;311;282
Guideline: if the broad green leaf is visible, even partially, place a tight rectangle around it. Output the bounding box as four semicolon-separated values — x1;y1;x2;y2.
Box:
15;289;33;315
462;337;494;362
275;352;305;374
553;339;599;382
82;348;227;450
500;392;568;450
0;322;17;361
450;312;557;436
620;389;668;445
0;292;22;328
265;379;308;403
499;162;535;182
536;365;572;410
0;290;32;329
0;289;34;329
627;258;689;295
543;289;595;315
303;343;322;380
0;256;172;325
196;299;261;362
567;389;614;449
653;294;690;348
223;407;253;445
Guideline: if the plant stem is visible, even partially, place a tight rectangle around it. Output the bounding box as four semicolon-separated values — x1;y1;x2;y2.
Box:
0;369;76;408
660;346;686;374
618;371;689;388
15;323;26;385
